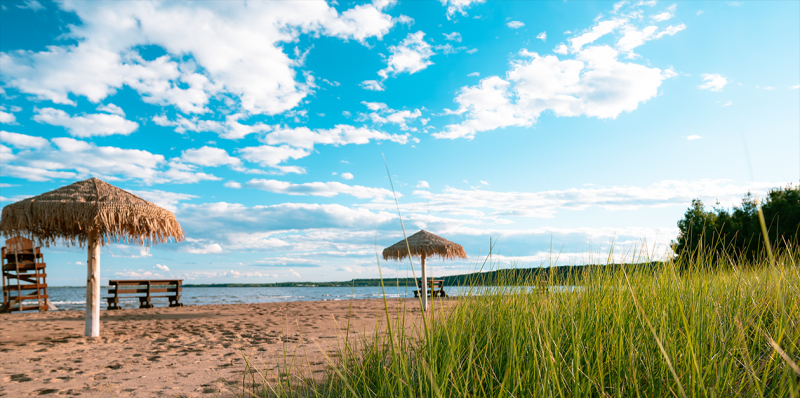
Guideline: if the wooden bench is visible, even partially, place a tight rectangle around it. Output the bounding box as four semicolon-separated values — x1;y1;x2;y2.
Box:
106;279;183;309
413;279;447;298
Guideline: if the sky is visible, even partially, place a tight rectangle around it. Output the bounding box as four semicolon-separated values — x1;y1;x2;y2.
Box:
0;0;798;286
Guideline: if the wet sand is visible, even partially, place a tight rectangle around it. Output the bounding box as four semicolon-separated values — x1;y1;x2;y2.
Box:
0;298;448;397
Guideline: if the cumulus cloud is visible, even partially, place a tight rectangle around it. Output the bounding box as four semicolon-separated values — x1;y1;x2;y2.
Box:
0;110;16;125
536;32;546;41
152;113;271;140
698;74;728;92
467;72;480;77
360;80;385;91
378;31;435;79
3;135;218;183
33;107;139;137
245;179;396;199
0;131;49;149
183;242;224;254
441;0;486;18
359;102;423;130
179;146;241;167
341;172;354;180
0;1;397;117
260;124;410;151
128;189;198;212
224;181;242;189
506;21;525;29
416;180;430;188
443;32;462;42
155;264;170;271
437;2;686;140
687;135;701;140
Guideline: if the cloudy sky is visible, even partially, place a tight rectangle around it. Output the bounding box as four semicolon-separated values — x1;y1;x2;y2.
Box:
0;0;797;286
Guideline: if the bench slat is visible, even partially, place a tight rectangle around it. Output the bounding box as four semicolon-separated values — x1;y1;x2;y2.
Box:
108;288;181;294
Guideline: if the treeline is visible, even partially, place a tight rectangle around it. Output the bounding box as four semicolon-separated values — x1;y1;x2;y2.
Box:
184;262;661;288
673;184;799;260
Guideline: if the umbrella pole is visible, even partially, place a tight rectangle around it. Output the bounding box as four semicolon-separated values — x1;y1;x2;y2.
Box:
85;230;101;337
421;252;428;312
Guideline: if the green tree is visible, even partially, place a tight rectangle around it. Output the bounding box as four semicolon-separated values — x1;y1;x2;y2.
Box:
674;184;799;262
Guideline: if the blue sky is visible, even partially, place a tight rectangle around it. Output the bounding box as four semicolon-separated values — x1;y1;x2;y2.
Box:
1;0;798;286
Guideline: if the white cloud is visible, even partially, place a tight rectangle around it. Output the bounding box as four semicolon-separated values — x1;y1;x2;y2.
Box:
480;180;488;185
179;146;241;167
378;31;435;79
467;72;480;77
790;84;799;90
687;135;701;140
3;136;218;183
536;32;547;41
363;179;786;219
616;24;686;57
183;243;224;254
336;266;361;273
506;21;525;29
416;180;430;188
238;145;309;174
569;18;627;52
717;100;733;107
96;103;125;116
128;189;198;212
698;74;728;92
224;181;242;189
155;264;170;271
0;131;49;149
466;48;478;54
341;172;354;180
0;1;397;118
553;44;569;54
0;111;16;125
115;270;165;278
153;113;271;140
443;32;462;42
441;0;486;18
362;101;388;111
245;179;396;199
18;0;44;11
33;107;138;137
262;124;410;149
438;47;667;139
360;80;385;91
696;10;703;16
726;1;742;6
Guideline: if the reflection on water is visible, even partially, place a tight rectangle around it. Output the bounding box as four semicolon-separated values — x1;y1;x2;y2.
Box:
34;285;563;311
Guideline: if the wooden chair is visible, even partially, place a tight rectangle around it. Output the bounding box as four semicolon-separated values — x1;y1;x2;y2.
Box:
1;237;56;312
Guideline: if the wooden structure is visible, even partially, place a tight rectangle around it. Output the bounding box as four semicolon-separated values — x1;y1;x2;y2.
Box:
413;279;447;298
383;230;466;311
106;279;183;309
0;178;184;337
1;237;55;312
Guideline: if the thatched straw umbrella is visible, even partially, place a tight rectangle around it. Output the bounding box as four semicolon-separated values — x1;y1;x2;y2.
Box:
382;230;466;311
0;178;184;337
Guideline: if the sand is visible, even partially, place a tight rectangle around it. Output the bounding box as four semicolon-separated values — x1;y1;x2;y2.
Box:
0;298;448;397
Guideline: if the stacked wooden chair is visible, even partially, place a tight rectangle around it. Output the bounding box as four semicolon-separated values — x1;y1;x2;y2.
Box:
1;236;55;313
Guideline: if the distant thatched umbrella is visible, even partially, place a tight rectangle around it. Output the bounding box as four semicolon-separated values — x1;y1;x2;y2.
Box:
0;178;184;337
383;230;466;311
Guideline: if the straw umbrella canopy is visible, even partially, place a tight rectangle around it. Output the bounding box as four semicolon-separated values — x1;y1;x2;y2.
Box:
0;177;184;336
382;230;466;311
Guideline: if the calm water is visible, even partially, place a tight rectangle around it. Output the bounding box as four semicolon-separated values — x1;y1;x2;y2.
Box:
39;285;485;311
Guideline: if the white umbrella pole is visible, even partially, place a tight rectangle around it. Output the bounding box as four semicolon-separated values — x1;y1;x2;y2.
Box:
421;252;428;312
85;230;101;337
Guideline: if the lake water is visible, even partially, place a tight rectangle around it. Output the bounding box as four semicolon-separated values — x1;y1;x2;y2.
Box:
39;285;490;311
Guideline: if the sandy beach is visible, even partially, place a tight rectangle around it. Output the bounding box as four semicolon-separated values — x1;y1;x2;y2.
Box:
0;298;447;397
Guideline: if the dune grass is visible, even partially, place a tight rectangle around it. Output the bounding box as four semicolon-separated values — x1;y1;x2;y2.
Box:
232;242;799;398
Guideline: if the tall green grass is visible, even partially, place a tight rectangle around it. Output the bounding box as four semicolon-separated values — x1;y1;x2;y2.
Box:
234;244;799;398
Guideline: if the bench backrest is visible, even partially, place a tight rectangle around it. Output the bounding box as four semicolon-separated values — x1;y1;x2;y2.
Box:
107;280;183;294
417;279;444;289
